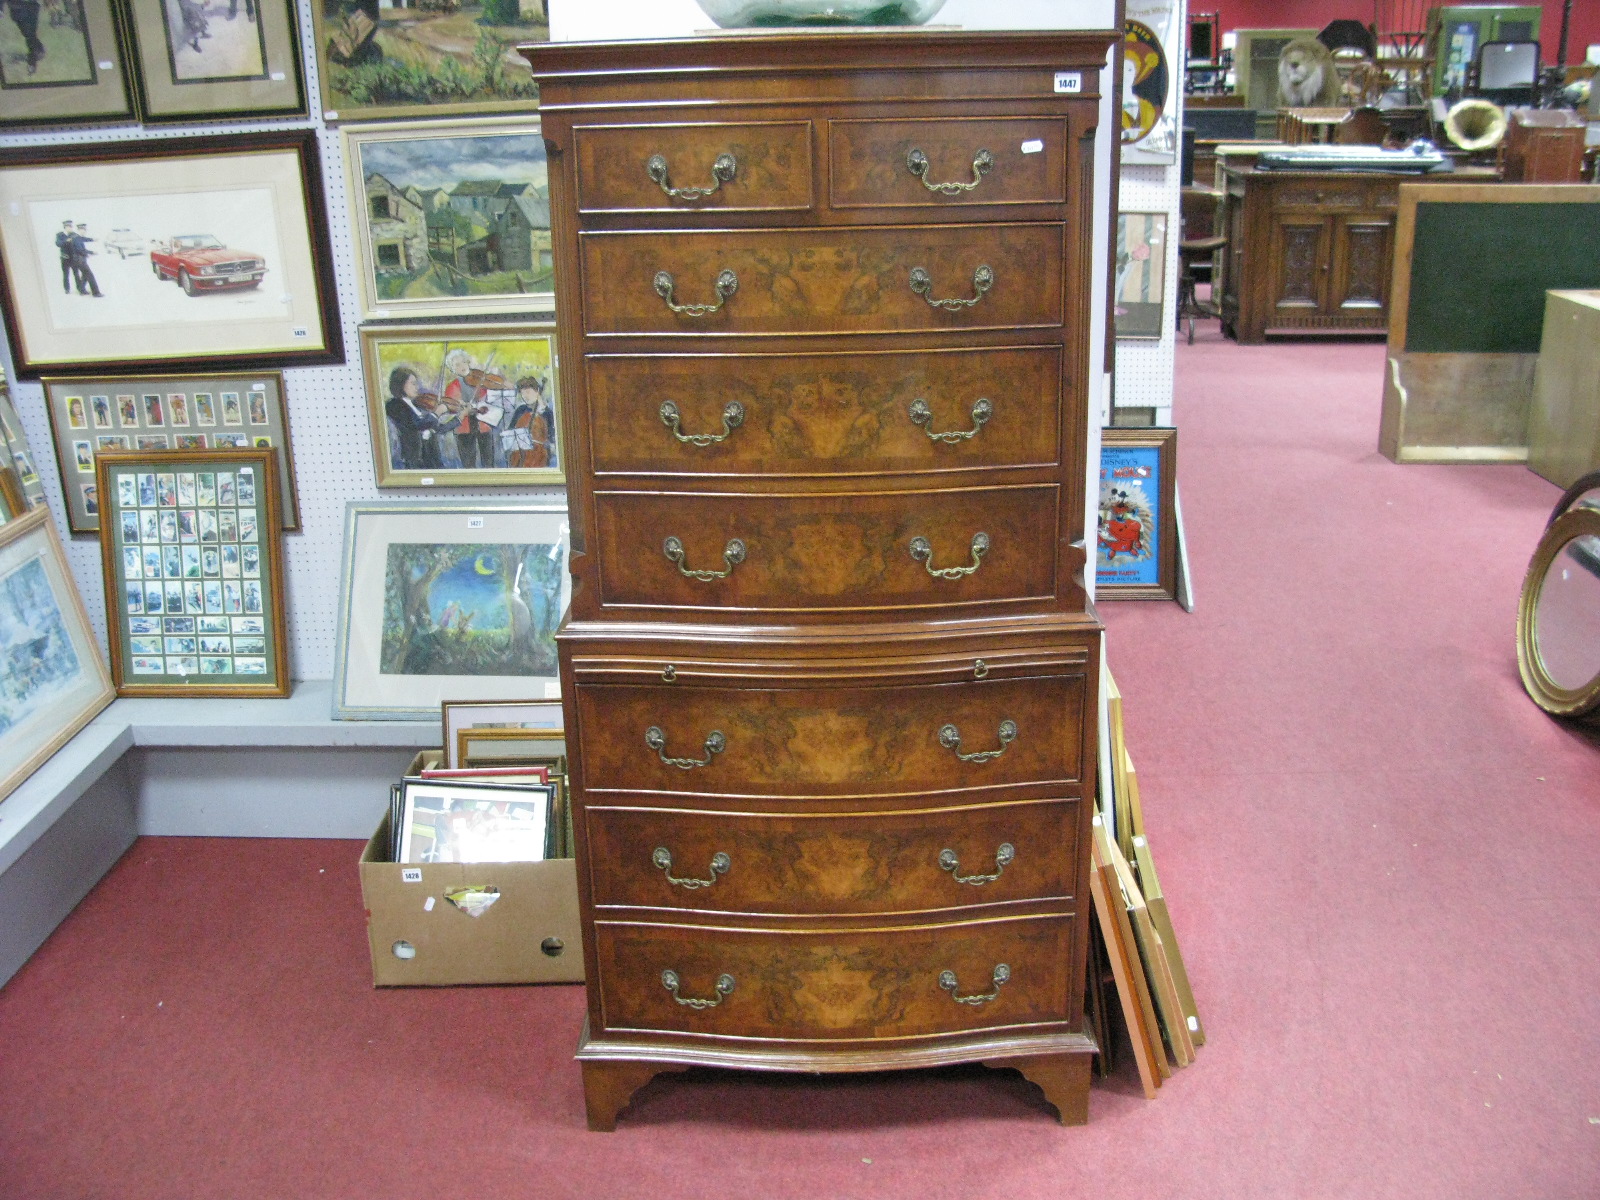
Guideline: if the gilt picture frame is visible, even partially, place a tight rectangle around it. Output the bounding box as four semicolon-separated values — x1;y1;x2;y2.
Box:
1096;426;1177;600
121;0;306;123
0;0;137;129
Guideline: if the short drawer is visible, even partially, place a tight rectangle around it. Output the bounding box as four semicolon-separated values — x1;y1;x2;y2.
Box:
572;121;814;214
579;223;1063;336
587;797;1079;915
828;117;1068;209
595;914;1074;1040
1271;181;1384;211
586;345;1063;478
591;484;1057;613
574;670;1085;799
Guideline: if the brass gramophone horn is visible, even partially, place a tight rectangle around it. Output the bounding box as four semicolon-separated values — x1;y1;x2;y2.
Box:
1442;98;1508;151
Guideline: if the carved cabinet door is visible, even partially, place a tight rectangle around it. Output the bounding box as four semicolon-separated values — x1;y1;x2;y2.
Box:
1327;214;1393;318
1267;216;1330;318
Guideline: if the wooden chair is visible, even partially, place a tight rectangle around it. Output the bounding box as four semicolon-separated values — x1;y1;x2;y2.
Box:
1176;186;1226;343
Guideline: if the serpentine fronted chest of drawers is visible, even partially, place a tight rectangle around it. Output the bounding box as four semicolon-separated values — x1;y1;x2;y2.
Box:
524;29;1116;1131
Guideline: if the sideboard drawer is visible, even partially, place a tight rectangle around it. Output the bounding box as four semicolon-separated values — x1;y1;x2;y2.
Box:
594;914;1075;1040
574;670;1086;799
828;117;1069;210
592;484;1058;614
587;797;1079;915
573;121;815;214
579;223;1063;336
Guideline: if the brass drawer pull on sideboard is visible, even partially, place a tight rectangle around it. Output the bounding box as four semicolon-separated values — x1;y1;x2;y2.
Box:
654;268;739;317
662;969;736;1009
652;847;732;889
905;146;994;195
938;963;1010;1006
938;718;1017;763
908;396;993;443
938;842;1015;885
660;399;745;446
664;535;746;581
909;264;994;312
645;725;727;769
646;151;737;201
910;531;989;579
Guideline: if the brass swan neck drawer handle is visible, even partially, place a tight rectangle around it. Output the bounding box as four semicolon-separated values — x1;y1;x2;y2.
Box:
908;396;993;443
909;264;994;312
939;963;1010;1006
653;847;731;889
654;268;738;317
664;535;746;581
939;719;1017;763
662;969;736;1009
938;842;1015;885
905;146;994;195
660;399;745;446
645;725;726;769
646;152;737;201
910;532;989;579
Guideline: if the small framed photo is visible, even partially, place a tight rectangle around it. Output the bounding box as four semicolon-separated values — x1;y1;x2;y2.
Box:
0;130;343;378
398;777;556;864
0;0;136;129
43;371;300;534
0;377;49;515
1114;212;1169;341
360;322;561;487
0;507;115;802
441;698;562;770
1096;426;1178;600
95;446;290;695
121;0;306;123
341;117;552;322
333;500;569;720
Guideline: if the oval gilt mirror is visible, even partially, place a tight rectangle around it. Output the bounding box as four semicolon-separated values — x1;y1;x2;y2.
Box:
1518;504;1600;719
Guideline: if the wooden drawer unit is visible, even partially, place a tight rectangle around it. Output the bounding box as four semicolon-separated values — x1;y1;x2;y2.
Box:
827;117;1069;210
572;121;815;215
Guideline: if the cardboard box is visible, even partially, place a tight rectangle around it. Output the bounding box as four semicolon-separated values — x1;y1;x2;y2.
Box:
359;757;584;987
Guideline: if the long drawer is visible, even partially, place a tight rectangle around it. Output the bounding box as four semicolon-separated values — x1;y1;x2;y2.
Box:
585;345;1063;478
592;484;1058;613
595;913;1074;1040
587;797;1079;916
579;223;1063;336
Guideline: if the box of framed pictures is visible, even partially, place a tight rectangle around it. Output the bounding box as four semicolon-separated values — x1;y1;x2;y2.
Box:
359;750;582;987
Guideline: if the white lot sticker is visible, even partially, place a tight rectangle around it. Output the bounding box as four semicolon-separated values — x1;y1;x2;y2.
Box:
420;476;434;486
291;325;308;337
424;896;435;912
271;72;286;81
401;867;422;883
1053;71;1082;93
98;60;114;70
467;515;484;528
1021;139;1045;154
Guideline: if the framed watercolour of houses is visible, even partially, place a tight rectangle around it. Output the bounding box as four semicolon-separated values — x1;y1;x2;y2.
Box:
333;500;570;720
121;0;306;122
0;507;114;803
360;323;561;487
1096;426;1177;600
94;446;291;696
1114;211;1168;341
0;130;342;378
0;0;136;129
42;371;301;533
341;118;552;322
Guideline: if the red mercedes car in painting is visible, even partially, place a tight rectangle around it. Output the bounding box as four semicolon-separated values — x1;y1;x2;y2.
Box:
149;235;267;295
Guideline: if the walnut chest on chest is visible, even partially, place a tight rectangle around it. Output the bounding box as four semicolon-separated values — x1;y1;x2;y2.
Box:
524;28;1115;1130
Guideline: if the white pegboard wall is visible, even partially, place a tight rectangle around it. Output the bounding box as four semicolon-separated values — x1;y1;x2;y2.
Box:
0;0;562;681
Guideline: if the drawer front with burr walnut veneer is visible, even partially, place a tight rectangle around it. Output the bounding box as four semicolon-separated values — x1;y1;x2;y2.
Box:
526;29;1115;1131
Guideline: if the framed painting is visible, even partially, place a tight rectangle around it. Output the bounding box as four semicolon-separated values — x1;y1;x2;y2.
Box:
94;446;291;695
440;697;562;769
1121;0;1179;166
0;373;48;515
0;0;137;128
1115;211;1169;341
0;506;114;803
310;0;545;122
1096;426;1177;600
333;500;570;720
121;0;306;122
0;129;342;378
360;322;561;487
341;117;552;321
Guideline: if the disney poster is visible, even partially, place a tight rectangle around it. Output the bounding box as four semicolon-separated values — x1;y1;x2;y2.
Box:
1096;441;1163;591
1121;0;1179;166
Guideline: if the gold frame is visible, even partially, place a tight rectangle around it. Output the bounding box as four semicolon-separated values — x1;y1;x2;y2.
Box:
94;446;291;697
457;728;566;771
1516;505;1600;720
121;0;305;122
0;0;136;129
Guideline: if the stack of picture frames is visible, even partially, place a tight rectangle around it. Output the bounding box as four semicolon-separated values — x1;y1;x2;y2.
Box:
1086;659;1204;1098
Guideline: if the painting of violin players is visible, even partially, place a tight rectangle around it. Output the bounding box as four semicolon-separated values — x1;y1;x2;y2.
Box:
361;323;561;487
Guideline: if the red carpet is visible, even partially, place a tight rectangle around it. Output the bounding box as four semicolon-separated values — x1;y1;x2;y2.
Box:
3;329;1598;1199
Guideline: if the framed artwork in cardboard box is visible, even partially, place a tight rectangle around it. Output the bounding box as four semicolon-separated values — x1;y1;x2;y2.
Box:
360;322;561;487
440;698;561;769
310;0;545;123
1115;212;1168;340
341;118;552;322
333;500;570;720
0;0;136;129
0;507;114;802
43;370;301;533
397;777;555;864
0;130;342;378
1096;426;1177;600
121;0;306;122
94;446;290;695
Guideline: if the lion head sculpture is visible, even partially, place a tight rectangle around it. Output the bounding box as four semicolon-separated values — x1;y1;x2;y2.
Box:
1278;38;1343;107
